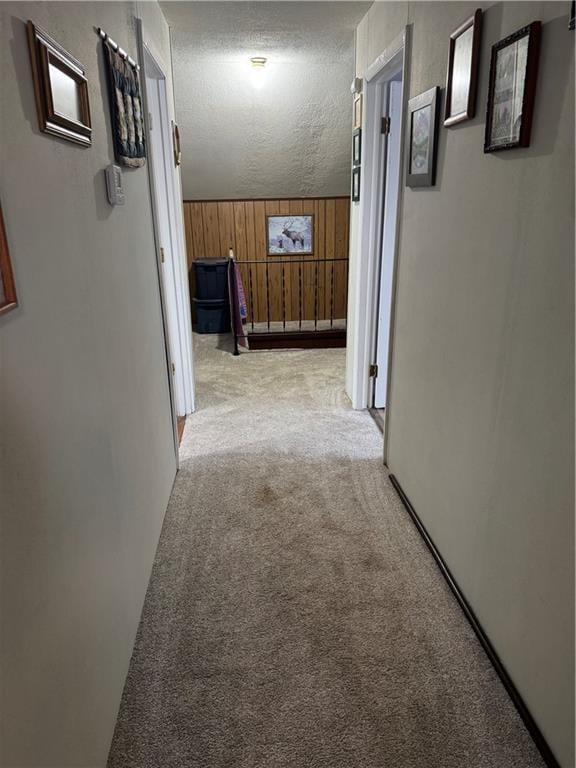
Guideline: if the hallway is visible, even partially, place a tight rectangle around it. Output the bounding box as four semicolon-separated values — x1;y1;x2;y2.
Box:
108;336;543;768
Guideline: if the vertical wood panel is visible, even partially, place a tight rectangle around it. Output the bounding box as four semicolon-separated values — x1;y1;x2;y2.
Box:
184;197;349;324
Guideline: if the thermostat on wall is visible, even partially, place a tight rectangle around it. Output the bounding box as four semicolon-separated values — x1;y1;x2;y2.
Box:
105;164;125;206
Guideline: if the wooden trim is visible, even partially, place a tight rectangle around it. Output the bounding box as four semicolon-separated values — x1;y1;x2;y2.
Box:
184;196;350;204
388;474;561;768
444;9;482;127
0;204;18;316
248;329;346;350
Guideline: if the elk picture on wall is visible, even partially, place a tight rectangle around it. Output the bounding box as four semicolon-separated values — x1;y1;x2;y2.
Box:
267;215;314;256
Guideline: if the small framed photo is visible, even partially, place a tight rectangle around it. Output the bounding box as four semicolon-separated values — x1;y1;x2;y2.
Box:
406;86;440;187
267;215;314;256
27;21;92;147
352;166;361;202
484;22;541;152
353;93;363;130
352;128;362;166
0;204;18;316
444;9;482;126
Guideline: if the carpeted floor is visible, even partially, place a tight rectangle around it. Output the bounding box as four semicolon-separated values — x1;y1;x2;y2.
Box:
108;333;544;768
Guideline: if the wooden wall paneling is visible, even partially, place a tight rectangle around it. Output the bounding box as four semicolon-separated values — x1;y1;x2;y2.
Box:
218;201;236;256
190;202;205;260
183;197;349;325
202;202;221;257
253;201;269;322
242;201;259;327
302;198;316;321
325;199;336;321
288;199;303;322
334;198;349;319
264;201;281;323
183;203;194;268
315;199;326;321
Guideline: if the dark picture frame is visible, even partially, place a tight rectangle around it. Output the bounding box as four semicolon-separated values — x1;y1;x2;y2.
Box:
352;166;361;202
484;21;541;152
266;214;314;256
444;9;482;126
352;128;362;166
0;204;18;316
27;21;92;147
570;1;575;30
406;86;440;187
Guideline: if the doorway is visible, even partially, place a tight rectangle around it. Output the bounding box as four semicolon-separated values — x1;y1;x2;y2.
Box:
371;74;402;411
347;28;409;462
137;26;195;460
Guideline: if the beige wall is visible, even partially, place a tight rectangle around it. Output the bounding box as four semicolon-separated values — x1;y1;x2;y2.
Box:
349;2;574;765
0;3;176;765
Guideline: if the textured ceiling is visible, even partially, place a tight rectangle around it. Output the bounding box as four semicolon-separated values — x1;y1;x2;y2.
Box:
162;2;372;199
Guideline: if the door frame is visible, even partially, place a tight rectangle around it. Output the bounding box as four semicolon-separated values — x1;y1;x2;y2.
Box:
348;27;410;465
136;19;195;463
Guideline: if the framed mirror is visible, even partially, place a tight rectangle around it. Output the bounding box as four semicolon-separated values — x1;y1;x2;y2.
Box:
27;21;92;146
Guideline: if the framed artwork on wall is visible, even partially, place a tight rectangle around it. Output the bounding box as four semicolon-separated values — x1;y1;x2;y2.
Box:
352;166;361;202
353;93;363;130
27;21;92;147
406;86;440;187
444;9;482;126
484;21;541;152
266;215;314;256
0;204;18;316
352;128;362;166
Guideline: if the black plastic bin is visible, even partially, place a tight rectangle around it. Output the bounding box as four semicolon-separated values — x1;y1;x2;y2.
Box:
193;259;229;301
193;298;231;334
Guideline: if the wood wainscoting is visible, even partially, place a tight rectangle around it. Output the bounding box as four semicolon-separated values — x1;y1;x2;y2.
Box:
183;198;350;325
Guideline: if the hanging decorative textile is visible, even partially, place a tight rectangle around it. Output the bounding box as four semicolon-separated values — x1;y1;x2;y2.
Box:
228;256;249;354
102;40;146;168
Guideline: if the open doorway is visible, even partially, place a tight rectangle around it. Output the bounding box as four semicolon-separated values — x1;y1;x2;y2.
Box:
371;74;403;416
137;23;195;458
347;28;409;460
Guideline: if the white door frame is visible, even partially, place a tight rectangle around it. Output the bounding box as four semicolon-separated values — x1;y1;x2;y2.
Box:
348;28;410;464
136;20;195;461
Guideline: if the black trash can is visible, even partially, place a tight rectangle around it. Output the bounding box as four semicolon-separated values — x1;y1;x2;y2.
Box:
193;259;229;301
192;298;231;334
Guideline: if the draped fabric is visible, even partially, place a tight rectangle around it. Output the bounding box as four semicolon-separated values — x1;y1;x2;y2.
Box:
103;41;146;168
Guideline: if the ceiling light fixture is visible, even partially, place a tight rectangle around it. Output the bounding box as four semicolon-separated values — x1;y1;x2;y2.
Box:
249;56;267;89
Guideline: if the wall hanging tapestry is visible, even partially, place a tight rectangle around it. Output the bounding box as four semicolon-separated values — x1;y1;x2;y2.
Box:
103;39;145;167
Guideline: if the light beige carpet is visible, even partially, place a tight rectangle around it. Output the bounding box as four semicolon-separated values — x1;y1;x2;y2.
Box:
108;333;544;768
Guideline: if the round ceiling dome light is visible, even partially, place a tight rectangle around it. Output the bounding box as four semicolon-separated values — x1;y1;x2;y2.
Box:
250;56;267;69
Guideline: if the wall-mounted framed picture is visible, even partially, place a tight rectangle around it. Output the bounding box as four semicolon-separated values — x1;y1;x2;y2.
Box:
352;128;362;166
27;21;92;147
0;204;18;316
352;166;361;202
353;93;363;130
266;215;314;256
484;21;541;152
444;9;482;126
406;86;440;187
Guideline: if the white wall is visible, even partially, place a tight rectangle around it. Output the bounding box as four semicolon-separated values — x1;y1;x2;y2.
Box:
164;1;371;200
0;2;176;765
348;2;574;766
